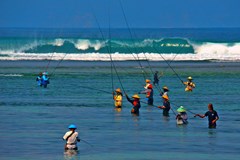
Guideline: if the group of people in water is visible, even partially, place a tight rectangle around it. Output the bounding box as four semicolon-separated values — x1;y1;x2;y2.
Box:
112;71;219;129
60;70;219;152
36;72;50;88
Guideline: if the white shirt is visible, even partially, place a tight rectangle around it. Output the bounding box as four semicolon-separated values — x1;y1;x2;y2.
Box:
63;131;79;149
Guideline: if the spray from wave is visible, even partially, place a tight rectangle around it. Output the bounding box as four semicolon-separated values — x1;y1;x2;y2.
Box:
0;37;240;61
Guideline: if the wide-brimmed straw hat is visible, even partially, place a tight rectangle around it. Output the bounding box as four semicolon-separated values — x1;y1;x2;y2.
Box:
187;76;193;80
145;79;151;83
115;88;122;93
132;94;140;99
162;86;169;91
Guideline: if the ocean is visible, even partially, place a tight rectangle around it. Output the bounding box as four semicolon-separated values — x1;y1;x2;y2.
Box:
0;28;240;160
0;28;240;61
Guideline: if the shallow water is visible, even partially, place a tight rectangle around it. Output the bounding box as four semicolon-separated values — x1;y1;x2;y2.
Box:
0;61;240;160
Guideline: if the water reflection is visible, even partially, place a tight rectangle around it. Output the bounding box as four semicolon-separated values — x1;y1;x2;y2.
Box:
64;150;79;160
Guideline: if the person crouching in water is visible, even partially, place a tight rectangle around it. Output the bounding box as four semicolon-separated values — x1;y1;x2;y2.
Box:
112;88;123;111
158;95;171;117
194;103;219;129
63;124;80;151
126;94;141;115
183;76;195;92
176;106;188;125
139;84;153;105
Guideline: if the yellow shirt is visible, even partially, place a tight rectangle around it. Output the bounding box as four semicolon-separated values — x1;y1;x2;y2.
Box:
114;94;122;107
184;81;195;91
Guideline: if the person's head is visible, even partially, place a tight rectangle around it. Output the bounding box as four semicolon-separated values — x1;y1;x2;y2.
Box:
68;124;77;131
162;86;169;92
132;94;140;100
39;72;43;76
208;103;213;111
145;79;151;83
155;71;158;73
177;106;186;113
115;88;122;94
187;76;193;81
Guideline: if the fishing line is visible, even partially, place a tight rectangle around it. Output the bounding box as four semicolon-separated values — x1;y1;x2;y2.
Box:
108;6;115;94
170;101;197;115
91;7;127;96
118;0;149;81
80;139;94;147
139;99;177;116
154;47;185;85
118;0;165;94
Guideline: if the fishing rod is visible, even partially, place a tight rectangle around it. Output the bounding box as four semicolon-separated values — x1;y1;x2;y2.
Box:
170;101;197;115
118;0;150;81
80;139;93;147
139;99;177;116
92;7;128;96
78;85;111;94
118;0;165;93
108;7;115;94
154;48;185;85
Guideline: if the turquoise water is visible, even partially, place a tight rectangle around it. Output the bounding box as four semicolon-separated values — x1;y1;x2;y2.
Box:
0;61;240;160
0;28;240;61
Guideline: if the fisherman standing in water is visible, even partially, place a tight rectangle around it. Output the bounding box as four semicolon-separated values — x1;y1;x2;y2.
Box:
195;103;219;128
112;88;123;110
36;72;43;86
176;106;188;125
41;72;50;88
139;84;154;105
153;71;159;86
126;94;141;115
158;95;171;117
63;124;80;151
183;76;195;92
160;86;169;96
144;79;152;89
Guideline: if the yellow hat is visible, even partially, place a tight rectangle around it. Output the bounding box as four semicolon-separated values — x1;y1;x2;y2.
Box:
132;94;140;99
163;86;169;91
162;95;169;100
187;76;193;80
115;88;122;93
146;79;151;83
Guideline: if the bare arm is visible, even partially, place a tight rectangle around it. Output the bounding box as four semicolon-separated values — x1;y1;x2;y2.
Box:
194;114;205;118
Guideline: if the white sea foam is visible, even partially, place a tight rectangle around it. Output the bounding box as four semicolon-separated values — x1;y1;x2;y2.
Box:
0;51;239;61
50;39;64;47
74;39;105;51
0;41;240;61
0;74;23;77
